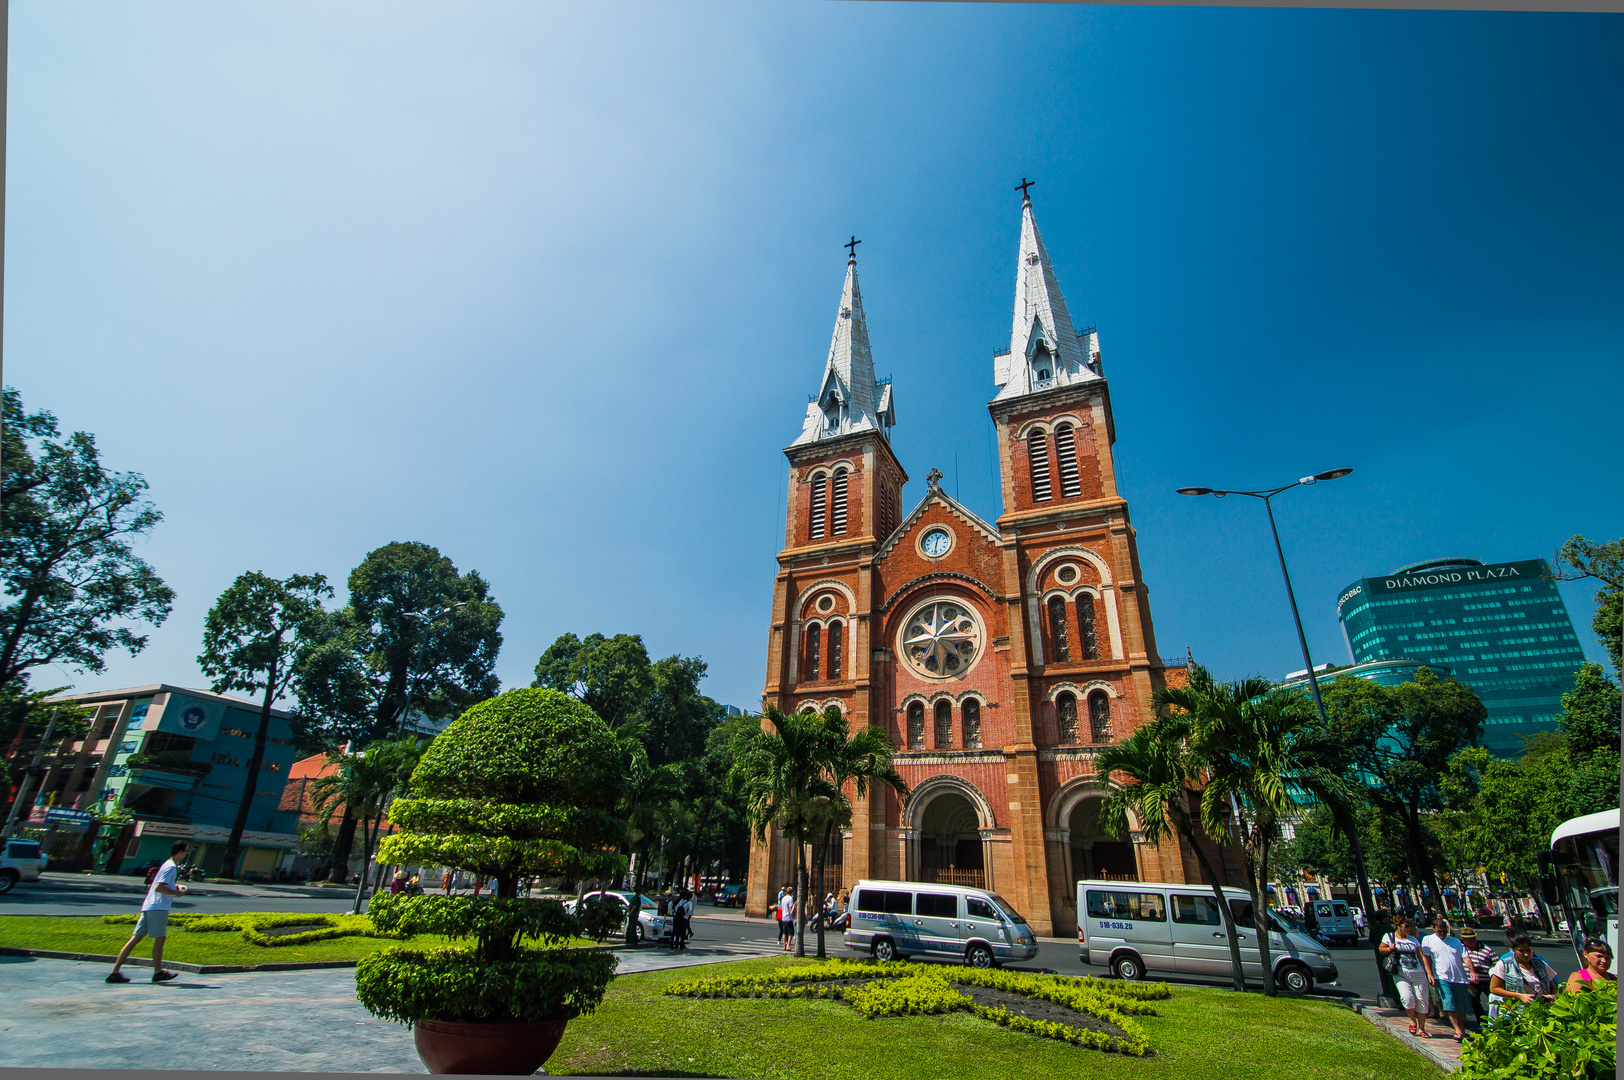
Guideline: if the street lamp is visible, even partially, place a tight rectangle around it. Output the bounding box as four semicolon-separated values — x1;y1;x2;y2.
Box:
1178;468;1392;1000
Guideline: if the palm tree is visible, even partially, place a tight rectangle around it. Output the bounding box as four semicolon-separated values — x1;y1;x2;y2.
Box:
617;748;684;944
730;706;831;957
810;707;907;958
1095;719;1251;992
308;736;423;914
1192;684;1346;997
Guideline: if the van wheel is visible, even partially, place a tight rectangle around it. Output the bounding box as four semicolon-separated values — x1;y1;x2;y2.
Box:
0;869;17;894
966;944;994;969
1277;962;1312;994
873;937;897;962
1111;953;1143;981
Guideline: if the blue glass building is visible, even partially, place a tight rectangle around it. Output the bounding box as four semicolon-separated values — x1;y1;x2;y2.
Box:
1336;557;1587;756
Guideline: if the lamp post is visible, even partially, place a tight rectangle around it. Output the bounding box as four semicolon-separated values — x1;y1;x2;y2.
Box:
1177;468;1393;1004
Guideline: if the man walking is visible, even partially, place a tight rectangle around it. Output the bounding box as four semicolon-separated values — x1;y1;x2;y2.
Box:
107;840;190;984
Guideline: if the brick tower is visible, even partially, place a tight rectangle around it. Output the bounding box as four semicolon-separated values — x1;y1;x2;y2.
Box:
748;190;1196;936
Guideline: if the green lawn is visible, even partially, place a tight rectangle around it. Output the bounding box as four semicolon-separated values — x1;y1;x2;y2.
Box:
0;913;458;966
548;957;1441;1080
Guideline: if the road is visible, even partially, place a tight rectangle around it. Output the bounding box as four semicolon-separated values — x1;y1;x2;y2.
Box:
6;877;1579;1006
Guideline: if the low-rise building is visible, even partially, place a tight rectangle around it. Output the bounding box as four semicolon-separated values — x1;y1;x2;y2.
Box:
41;685;303;877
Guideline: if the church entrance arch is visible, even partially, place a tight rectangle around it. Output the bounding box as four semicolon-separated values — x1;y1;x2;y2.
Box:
1068;796;1137;882
905;780;992;891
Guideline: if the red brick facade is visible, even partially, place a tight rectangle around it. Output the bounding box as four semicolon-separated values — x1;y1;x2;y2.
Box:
749;210;1202;937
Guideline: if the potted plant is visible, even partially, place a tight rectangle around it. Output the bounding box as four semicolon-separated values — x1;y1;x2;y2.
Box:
355;688;630;1075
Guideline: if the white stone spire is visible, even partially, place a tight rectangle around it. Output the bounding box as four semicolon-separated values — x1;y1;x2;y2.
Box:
791;250;895;446
992;191;1102;401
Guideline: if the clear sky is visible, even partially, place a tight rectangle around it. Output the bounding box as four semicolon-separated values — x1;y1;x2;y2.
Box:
7;2;1621;711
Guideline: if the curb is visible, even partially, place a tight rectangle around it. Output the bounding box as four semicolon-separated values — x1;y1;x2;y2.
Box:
0;940;637;974
1349;1002;1460;1073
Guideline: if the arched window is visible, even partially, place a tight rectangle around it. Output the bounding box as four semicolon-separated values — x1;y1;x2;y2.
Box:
809;474;827;539
1088;691;1113;743
1033;343;1053;382
1028;431;1052;502
1056;692;1079;744
934;700;953;749
804;624;821;682
1055;423;1081;498
826;620;843;680
906;702;925;750
1078;596;1101;660
831;468;848;535
962;698;982;749
1047;596;1070;662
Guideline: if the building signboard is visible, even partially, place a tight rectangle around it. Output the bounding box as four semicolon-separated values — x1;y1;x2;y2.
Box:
132;819;300;849
148;694;225;741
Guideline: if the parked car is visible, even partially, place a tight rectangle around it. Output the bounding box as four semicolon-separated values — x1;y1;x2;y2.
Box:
0;837;46;894
844;878;1039;968
714;884;745;908
564;890;672;943
1078;879;1338;994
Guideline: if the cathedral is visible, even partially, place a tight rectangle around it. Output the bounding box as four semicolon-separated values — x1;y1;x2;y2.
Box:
746;188;1205;938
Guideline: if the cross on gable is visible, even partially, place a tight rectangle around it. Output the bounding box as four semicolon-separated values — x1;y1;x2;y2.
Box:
926;468;944;487
845;236;861;260
1016;177;1035;200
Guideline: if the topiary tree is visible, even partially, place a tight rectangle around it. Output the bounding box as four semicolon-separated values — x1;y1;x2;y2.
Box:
355;688;632;1027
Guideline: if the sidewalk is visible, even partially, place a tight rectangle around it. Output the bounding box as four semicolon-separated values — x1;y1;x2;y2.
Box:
1353;1004;1467;1073
0;943;777;1073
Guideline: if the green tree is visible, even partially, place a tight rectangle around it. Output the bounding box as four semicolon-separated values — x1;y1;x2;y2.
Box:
809;706;906;959
0;387;174;690
1095;709;1251;993
1176;674;1344;997
198;571;331;876
1446;745;1574;890
308;736;424;911
1556;663;1621;816
357;689;628;1030
1555;536;1623;677
293;542;503;878
532;633;719;767
1321;667;1485;909
616;748;684;944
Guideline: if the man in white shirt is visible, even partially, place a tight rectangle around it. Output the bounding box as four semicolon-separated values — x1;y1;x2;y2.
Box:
1421;916;1471;1041
778;886;797;951
107;840;190;984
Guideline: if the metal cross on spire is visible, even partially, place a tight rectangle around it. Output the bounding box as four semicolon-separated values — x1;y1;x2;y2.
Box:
1015;177;1035;201
845;236;861;261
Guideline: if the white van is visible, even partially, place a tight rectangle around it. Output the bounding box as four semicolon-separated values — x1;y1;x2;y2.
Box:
0;837;46;894
844;879;1039;968
1301;898;1359;945
1076;879;1339;993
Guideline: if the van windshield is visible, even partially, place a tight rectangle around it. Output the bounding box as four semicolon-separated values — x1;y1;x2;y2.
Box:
989;895;1028;925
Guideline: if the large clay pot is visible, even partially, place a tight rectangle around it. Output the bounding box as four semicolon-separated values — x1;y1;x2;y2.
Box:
412;1017;570;1075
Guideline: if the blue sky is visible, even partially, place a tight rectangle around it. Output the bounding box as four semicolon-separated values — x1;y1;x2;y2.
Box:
8;2;1621;711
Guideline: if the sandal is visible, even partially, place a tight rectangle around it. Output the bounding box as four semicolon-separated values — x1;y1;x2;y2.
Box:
1408;1021;1417;1034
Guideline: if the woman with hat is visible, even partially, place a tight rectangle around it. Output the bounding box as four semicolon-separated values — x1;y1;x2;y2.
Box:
1458;926;1497;1023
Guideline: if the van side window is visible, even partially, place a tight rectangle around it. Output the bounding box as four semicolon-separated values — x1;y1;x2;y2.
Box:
857;890;913;915
966;897;997;920
916;893;957;918
1086;890;1168;922
855;890;882;913
1229;898;1254;925
1170;894;1222;926
883;891;913;915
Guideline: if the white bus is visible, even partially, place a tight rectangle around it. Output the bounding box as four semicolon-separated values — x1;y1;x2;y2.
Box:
1539;807;1619;961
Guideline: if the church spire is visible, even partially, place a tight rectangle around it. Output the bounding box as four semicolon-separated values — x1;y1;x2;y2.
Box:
992;182;1102;400
791;242;896;446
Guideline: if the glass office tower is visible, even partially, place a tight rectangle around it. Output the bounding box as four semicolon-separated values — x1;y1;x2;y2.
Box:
1336;557;1588;756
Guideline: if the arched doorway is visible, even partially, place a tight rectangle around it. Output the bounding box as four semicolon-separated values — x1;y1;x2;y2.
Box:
1068;796;1137;882
916;790;985;889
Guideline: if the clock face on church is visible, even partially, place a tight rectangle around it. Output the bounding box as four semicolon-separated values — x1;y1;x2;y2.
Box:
921;528;952;557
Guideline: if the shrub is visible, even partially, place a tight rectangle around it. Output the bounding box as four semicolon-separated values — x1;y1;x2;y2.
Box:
1458;983;1616;1080
100;911;403;947
357;688;631;1028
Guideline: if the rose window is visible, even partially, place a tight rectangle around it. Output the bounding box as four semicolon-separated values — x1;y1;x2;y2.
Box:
900;600;982;680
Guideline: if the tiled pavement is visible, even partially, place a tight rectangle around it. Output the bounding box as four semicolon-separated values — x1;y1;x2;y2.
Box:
0;943;774;1074
1355;1004;1469;1073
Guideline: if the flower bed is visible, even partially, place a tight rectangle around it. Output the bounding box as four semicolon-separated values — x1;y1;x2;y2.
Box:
664;959;1167;1056
100;910;404;947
